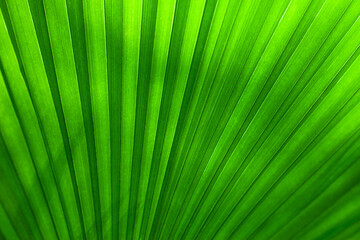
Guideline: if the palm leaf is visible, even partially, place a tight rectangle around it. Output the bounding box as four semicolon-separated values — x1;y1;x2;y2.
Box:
0;0;360;239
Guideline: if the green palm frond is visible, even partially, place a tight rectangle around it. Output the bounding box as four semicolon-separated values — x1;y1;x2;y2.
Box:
1;0;360;239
